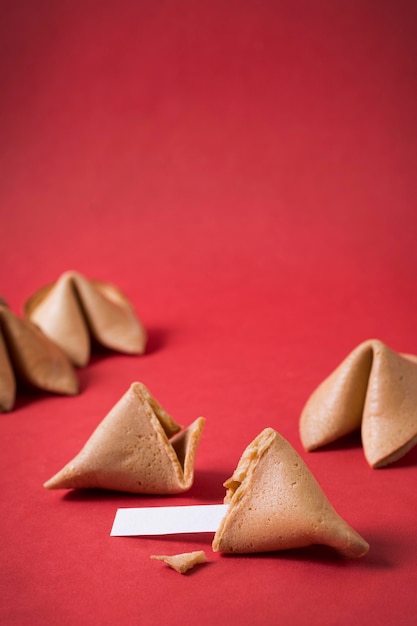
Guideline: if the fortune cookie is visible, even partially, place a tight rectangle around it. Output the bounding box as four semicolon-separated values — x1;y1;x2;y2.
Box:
44;382;205;494
212;428;369;557
0;304;78;411
299;339;417;468
24;271;147;367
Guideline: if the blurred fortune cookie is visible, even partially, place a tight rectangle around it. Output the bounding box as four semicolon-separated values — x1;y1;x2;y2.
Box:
0;302;78;412
212;428;369;558
299;339;417;468
24;271;147;367
44;382;205;494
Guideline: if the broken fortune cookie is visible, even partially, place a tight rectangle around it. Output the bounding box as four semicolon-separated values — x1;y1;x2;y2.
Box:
212;428;369;558
0;304;78;412
24;271;147;367
44;382;205;494
299;339;417;468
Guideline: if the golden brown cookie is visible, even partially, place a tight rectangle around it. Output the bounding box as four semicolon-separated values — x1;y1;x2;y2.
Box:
25;271;147;366
212;428;369;557
0;304;78;411
299;339;417;467
44;382;205;494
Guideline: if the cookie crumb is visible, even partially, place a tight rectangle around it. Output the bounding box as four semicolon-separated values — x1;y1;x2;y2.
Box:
151;550;207;574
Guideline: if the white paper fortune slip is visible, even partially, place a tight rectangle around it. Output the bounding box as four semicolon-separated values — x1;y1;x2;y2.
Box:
110;504;229;537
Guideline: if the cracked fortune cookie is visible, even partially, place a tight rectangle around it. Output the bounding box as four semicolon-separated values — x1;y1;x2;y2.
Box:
44;382;205;494
0;304;78;412
212;428;369;557
24;271;147;367
299;339;417;468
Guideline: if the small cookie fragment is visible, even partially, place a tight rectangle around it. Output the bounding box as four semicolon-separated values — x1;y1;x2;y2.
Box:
151;551;207;574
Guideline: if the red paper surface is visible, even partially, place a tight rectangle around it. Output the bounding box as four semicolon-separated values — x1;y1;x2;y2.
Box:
1;1;417;624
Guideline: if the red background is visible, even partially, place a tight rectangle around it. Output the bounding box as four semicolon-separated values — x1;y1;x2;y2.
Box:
1;1;417;624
